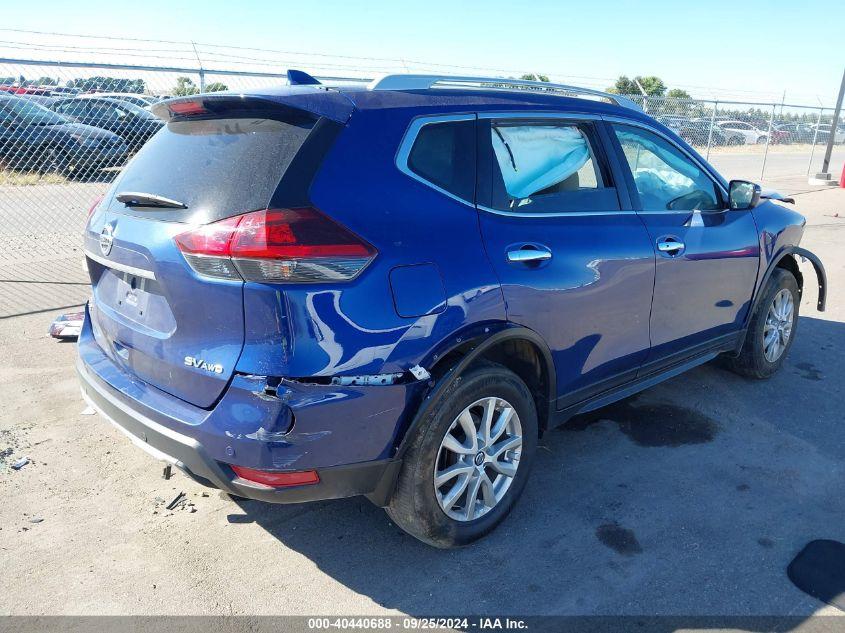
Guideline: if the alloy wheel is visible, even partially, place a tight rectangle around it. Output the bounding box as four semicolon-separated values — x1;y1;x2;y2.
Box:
763;288;794;362
433;396;522;522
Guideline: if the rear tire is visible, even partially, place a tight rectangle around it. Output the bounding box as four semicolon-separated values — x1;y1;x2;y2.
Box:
40;147;75;178
726;268;799;379
386;362;537;548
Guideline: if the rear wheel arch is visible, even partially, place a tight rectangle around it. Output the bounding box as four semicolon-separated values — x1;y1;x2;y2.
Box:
398;326;555;456
463;336;553;435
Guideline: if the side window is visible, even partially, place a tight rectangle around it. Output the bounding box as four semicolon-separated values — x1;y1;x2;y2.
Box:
406;119;475;202
89;102;121;120
57;101;86;117
488;121;619;213
612;124;722;211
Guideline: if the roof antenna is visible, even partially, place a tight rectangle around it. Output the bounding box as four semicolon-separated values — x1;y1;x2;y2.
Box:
287;69;322;86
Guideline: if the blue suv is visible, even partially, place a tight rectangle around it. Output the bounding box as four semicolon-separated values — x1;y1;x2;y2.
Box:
77;72;827;547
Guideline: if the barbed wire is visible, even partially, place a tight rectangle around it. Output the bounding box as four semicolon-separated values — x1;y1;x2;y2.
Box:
0;26;829;103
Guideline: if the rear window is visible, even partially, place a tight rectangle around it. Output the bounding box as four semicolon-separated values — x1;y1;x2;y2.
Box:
488;121;619;214
110;117;314;223
406;120;475;203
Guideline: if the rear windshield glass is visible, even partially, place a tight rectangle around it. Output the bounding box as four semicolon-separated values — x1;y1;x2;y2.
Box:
109;117;314;223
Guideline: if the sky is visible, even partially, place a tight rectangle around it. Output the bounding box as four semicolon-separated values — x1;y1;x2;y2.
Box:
1;0;843;105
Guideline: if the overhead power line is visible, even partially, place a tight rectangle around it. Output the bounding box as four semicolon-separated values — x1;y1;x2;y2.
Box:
0;26;829;103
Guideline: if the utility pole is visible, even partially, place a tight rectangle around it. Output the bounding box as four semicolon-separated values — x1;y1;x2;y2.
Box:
633;77;648;113
811;67;845;184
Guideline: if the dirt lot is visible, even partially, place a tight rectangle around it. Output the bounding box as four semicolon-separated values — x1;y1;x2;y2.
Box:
1;183;844;617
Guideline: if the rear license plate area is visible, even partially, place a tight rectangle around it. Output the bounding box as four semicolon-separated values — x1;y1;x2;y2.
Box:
114;272;152;321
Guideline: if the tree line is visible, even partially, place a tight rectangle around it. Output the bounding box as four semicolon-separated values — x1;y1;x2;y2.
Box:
1;74;228;97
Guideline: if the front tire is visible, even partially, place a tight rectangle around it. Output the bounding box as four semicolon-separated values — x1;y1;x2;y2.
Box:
727;268;799;379
386;362;538;548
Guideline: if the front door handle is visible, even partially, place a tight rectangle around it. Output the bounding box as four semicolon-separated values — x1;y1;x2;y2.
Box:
657;239;685;255
507;247;552;264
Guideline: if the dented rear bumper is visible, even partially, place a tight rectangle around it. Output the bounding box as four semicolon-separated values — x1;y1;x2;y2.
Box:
77;305;422;504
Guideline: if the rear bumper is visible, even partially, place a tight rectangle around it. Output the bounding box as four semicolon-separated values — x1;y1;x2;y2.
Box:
78;357;401;505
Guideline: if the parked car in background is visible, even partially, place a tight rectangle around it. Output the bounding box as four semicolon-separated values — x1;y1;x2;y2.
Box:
654;115;688;131
78;92;159;109
774;123;815;144
811;124;845;144
716;120;770;144
18;94;57;108
50;96;164;151
0;85;52;96
77;72;826;547
49;86;81;96
766;125;790;144
677;119;728;147
0;94;128;177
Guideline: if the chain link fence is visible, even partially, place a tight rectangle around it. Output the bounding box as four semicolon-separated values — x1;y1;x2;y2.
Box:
1;58;842;318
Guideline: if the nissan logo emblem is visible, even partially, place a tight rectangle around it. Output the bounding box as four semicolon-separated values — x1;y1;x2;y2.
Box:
99;224;115;256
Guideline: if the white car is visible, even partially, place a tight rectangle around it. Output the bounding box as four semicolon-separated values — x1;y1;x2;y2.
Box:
76;92;158;109
716;120;770;145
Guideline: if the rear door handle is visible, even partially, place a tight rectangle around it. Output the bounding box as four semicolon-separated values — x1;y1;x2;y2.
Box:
657;239;685;255
507;247;552;263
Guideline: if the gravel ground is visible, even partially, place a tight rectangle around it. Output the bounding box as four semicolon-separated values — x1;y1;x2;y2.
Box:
0;185;843;618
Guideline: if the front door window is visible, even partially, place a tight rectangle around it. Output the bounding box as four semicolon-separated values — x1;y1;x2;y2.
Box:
612;125;721;211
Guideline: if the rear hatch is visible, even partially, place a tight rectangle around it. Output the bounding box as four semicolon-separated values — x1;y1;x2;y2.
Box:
84;97;337;408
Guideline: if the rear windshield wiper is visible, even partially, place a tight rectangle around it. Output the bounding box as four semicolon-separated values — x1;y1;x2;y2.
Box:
116;191;187;209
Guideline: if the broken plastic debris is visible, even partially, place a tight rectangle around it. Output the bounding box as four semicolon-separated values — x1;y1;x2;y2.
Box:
165;491;186;511
11;457;29;470
80;407;96;416
409;365;431;380
48;311;85;340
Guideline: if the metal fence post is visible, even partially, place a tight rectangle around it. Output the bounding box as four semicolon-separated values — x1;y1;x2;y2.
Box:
199;68;206;93
760;103;776;181
807;107;824;175
705;100;718;160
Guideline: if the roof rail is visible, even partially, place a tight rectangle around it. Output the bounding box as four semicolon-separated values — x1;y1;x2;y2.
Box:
368;74;641;111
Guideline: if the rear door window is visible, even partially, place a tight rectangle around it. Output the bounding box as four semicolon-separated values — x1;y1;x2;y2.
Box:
108;117;315;223
487;120;620;213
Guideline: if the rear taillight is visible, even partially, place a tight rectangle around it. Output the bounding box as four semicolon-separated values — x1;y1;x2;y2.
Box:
174;207;376;283
168;100;209;117
87;194;104;219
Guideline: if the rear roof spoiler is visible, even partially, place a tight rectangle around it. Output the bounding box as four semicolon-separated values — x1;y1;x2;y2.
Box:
151;90;355;124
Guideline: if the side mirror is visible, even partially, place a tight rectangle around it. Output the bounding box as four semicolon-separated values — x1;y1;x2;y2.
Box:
728;180;761;210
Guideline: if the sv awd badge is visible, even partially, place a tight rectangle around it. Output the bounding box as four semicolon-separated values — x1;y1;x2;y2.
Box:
184;356;224;374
